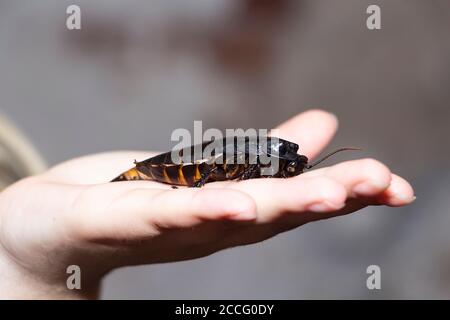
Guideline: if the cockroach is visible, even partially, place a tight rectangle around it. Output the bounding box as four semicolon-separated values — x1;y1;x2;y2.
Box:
111;136;360;187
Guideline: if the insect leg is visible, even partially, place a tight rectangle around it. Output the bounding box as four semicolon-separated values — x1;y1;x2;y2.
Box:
192;166;218;188
238;164;260;181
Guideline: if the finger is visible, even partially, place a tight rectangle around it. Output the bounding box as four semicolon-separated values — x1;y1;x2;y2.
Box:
260;158;392;227
293;174;415;225
272;109;338;159
288;174;415;226
212;171;415;249
320;158;392;198
280;172;415;227
228;175;348;223
377;174;416;206
69;186;257;241
296;199;367;223
306;159;415;206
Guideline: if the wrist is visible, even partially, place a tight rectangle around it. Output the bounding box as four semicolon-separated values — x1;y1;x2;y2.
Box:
0;248;100;299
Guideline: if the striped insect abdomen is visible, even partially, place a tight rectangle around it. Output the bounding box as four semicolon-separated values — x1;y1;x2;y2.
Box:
145;163;205;186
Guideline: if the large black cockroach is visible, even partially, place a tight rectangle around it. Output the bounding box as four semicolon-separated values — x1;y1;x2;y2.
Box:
111;136;359;187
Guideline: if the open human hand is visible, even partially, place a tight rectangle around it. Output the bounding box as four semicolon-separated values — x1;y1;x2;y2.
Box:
0;110;415;299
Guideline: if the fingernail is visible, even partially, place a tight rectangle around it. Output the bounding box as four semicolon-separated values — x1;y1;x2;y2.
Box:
353;179;388;195
306;200;345;213
392;194;416;203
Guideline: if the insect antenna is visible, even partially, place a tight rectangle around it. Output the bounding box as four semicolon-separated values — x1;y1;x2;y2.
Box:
305;147;362;169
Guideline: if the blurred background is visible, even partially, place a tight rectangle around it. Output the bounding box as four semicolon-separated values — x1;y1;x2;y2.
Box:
0;0;449;299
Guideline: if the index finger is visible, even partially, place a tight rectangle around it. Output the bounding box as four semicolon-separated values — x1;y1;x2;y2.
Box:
272;109;338;159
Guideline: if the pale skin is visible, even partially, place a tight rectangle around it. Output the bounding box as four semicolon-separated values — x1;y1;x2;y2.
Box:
0;110;415;299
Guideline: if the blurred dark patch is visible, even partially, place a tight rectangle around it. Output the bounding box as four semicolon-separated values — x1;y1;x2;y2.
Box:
62;15;129;70
211;0;294;76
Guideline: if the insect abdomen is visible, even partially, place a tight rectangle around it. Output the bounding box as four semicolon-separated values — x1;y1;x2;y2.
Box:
131;161;209;186
111;168;144;181
145;163;202;186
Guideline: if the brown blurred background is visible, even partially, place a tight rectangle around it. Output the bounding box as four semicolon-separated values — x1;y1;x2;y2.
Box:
0;0;449;299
